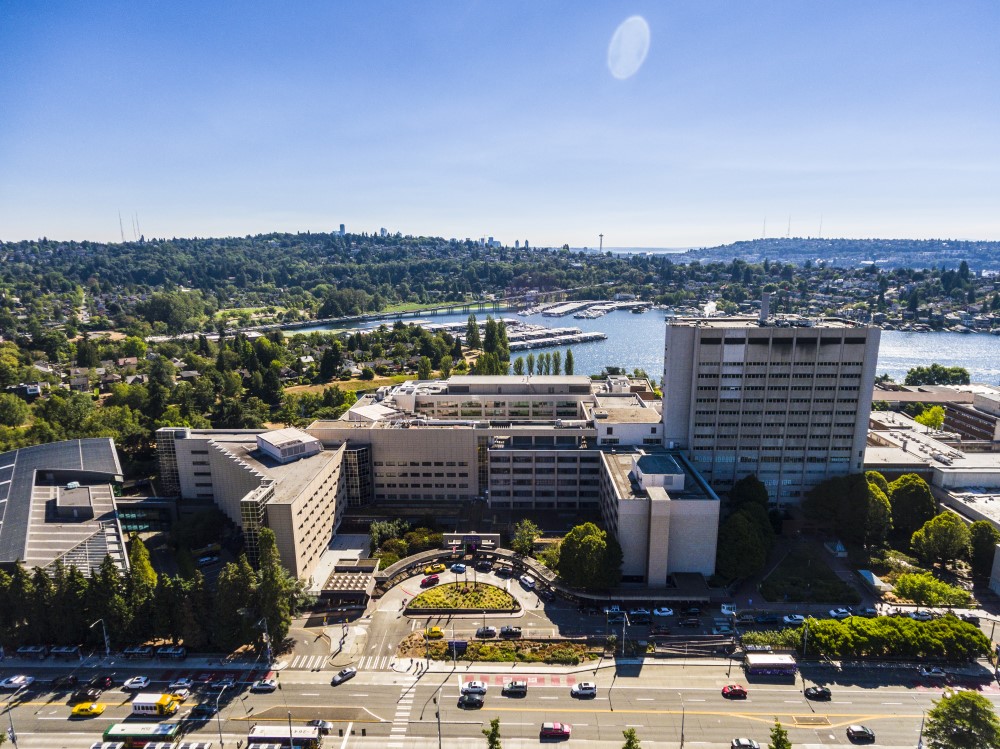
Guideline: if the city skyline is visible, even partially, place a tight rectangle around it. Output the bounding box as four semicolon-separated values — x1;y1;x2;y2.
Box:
2;1;999;247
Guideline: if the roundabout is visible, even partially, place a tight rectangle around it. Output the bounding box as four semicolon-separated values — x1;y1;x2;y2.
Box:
407;581;520;612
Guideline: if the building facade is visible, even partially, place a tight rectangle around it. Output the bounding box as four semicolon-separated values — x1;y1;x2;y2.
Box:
662;317;880;504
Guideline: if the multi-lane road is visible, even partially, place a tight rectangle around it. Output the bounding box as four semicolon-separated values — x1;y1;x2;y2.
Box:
2;660;997;748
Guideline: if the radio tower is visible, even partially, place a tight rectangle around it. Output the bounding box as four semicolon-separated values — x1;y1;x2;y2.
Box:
599;233;604;252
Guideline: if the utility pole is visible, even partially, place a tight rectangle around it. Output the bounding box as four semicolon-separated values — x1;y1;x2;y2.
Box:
433;691;443;749
90;619;110;660
215;685;229;748
288;710;295;749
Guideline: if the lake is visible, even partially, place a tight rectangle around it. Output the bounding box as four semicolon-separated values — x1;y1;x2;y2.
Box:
292;311;1000;385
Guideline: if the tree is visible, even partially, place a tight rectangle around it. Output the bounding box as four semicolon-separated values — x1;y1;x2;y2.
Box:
969;520;1000;577
556;522;622;591
257;528;296;650
768;719;792;749
417;356;432;380
466;314;481;350
526;353;535;375
915;405;945;430
865;483;892;547
564;348;574;375
0;393;29;427
511;519;540;557
911;512;971;567
212;555;258;651
889;473;936;541
731;475;769;510
552;351;561;375
439;355;453;379
512;357;524;375
622;727;641;749
866;470;890;495
716;512;769;580
126;537;158;638
924;690;1000;749
905;364;971;386
482;717;502;749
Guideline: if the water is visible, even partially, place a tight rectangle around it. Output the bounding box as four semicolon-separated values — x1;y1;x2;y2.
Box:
292;313;1000;385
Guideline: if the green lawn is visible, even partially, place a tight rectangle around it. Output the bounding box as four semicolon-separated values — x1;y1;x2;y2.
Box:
760;546;861;605
409;583;518;610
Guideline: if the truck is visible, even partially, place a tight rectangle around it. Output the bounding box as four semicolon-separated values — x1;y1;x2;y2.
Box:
131;693;180;717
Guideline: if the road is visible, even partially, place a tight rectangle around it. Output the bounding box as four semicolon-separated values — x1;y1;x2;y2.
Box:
3;660;996;748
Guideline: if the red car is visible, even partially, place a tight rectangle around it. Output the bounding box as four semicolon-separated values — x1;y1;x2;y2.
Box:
722;684;747;699
421;574;440;587
540;722;572;739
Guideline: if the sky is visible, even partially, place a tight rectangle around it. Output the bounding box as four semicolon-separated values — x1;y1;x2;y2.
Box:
2;1;999;248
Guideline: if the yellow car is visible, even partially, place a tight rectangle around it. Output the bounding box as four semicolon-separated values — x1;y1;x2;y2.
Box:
425;626;444;639
424;563;446;574
71;702;106;717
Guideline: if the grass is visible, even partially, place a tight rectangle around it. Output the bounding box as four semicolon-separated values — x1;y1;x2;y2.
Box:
285;375;410;395
397;633;595;665
760;545;861;605
408;582;518;610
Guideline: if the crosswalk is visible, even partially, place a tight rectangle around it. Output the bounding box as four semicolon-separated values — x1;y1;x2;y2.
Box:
357;654;395;671
286;653;328;670
387;682;415;748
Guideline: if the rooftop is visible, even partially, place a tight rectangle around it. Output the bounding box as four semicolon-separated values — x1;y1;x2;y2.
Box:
602;449;718;502
668;316;865;329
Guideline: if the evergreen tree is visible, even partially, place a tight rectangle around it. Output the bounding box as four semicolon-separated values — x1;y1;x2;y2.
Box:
87;556;131;647
439;355;453;379
257;528;296;651
483;316;499;354
767;719;792;749
564;348;574;375
417;356;433;380
465;314;481;349
512;357;524;375
526;353;535;375
212;555;258;652
970;520;1000;577
552;351;561;375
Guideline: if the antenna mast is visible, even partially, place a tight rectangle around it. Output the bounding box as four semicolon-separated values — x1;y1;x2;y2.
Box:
118;211;125;243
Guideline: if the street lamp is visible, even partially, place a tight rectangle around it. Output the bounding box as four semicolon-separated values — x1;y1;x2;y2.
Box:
5;684;28;748
214;685;229;748
288;709;296;749
89;619;110;660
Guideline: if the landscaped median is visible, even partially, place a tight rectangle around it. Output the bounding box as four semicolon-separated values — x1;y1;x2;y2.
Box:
406;582;520;613
397;632;600;665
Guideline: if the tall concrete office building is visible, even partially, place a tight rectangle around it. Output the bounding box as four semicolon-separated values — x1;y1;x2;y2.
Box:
662;315;880;504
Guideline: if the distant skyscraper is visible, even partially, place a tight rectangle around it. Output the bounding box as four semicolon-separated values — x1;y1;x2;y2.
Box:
524;239;530;249
339;223;346;236
515;240;520;249
662;316;880;504
380;227;387;237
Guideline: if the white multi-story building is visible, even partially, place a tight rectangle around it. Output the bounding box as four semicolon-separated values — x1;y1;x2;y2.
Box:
662;316;880;504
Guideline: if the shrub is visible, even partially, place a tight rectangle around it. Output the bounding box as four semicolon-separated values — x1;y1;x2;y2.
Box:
894;572;972;606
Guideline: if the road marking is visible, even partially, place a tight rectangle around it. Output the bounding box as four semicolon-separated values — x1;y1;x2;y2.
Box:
784;700;800;703
302;693;319;697
539;696;558;700
882;702;902;705
350;694;369;697
636;698;654;701
339;721;354;749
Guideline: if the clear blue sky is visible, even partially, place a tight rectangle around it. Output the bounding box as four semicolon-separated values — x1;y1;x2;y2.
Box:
2;1;998;247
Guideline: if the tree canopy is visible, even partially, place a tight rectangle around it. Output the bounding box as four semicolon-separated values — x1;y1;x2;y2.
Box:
904;364;971;386
911;512;971;567
924;690;1000;749
888;473;936;543
555;522;622;591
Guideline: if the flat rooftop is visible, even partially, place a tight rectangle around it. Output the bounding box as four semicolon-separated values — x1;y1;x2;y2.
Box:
668;316;865;329
200;432;340;505
602;449;717;502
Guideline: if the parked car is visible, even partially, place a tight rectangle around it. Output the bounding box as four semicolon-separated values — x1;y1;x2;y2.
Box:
519;574;536;589
731;740;760;749
650;625;671;637
782;614;805;625
680;607;701;616
755;614;779;625
71;688;103;704
721;603;737;616
251;678;277;693
309;719;334;735
197;555;220;567
88;675;114;690
458;693;484;709
908;611;934;622
679;617;700;628
828;608;852;620
721;684;747;699
420;575;440;587
736;613;756;625
500;626;522;639
805;686;832;700
51;674;78;689
538;588;556;602
475;560;492;572
918;666;947;679
540;722;572;739
570;682;597;698
424;563;446;574
959;613;981;625
603;605;621;614
628;608;650;617
856;607;878;618
502;680;527;697
331;667;357;686
123;676;150;691
652;607;674;617
425;626;444;639
847;725;875;743
461;680;488;695
451;563;467;573
0;675;34;691
476;626;498;639
71;702;106;717
169;678;194;691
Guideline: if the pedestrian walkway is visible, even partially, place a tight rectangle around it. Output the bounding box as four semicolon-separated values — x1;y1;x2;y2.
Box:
285;653;328;671
387;682;414;749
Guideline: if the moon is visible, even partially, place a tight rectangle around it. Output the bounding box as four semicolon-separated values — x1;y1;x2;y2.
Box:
607;16;650;80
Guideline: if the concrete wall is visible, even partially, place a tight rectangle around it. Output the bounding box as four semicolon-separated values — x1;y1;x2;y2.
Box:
666;496;720;576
